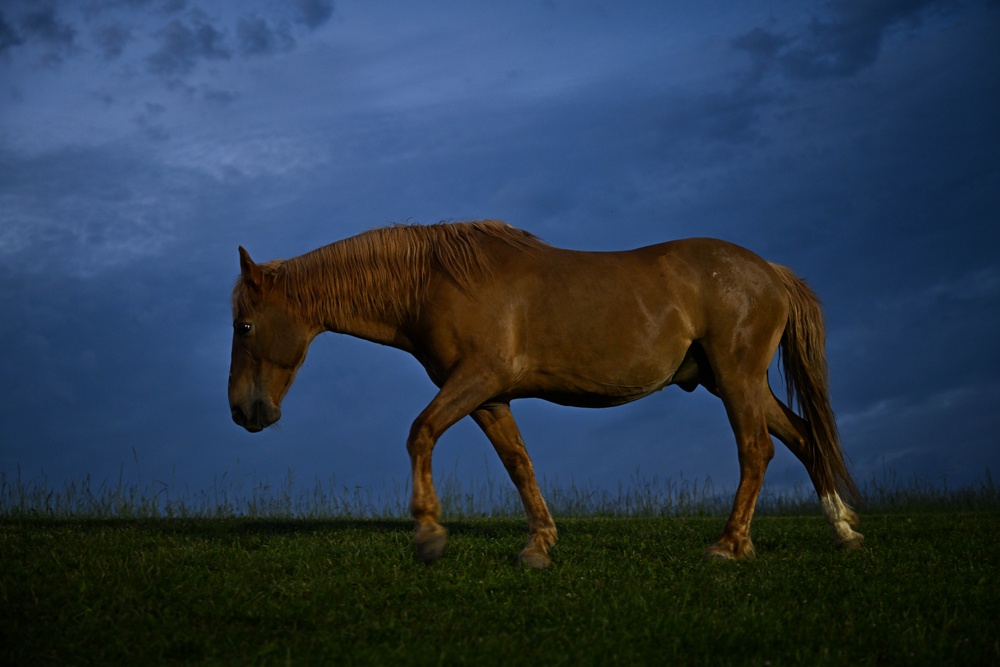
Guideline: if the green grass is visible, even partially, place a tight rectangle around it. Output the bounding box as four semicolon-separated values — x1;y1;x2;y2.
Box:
1;472;998;665
2;514;998;665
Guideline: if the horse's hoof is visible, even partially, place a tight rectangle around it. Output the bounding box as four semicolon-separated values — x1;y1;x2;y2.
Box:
703;546;736;562
837;533;865;552
414;528;448;565
518;549;553;570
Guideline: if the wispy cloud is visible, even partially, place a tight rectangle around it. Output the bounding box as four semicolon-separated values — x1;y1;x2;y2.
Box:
734;0;948;80
92;21;131;60
146;14;232;76
0;146;188;276
293;0;335;30
1;2;336;79
236;16;295;56
0;12;25;55
4;2;78;65
162;133;330;181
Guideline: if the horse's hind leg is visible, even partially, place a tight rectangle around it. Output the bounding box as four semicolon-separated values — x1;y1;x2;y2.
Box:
704;375;775;561
764;394;864;550
472;404;557;569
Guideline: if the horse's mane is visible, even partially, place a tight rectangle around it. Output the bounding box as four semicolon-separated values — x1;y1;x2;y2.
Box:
237;220;546;324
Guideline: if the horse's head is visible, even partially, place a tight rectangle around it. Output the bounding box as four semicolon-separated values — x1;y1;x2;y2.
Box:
228;247;314;432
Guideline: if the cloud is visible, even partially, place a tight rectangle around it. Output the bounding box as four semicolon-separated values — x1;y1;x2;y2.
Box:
0;3;335;88
203;87;239;106
7;2;77;65
731;27;791;80
734;0;945;80
93;21;132;60
147;14;232;76
837;380;1000;482
237;16;295;56
134;101;169;141
162;133;330;180
294;0;335;29
0;12;24;54
907;267;1000;306
19;5;76;46
0;146;188;277
142;4;334;75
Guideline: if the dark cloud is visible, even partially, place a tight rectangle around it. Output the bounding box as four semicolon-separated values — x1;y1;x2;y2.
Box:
203;87;239;106
162;0;187;13
93;21;132;60
134;101;169;141
14;3;77;64
0;12;25;54
19;5;76;46
237;16;295;56
731;27;791;81
734;0;945;79
294;0;334;29
147;15;232;76
0;3;333;82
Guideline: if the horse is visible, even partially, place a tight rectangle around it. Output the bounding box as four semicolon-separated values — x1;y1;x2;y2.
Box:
228;220;863;568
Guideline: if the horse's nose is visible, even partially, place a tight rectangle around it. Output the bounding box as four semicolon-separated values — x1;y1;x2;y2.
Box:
231;405;247;427
231;400;279;432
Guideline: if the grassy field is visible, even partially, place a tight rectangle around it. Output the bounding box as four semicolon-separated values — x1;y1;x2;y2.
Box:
1;475;998;665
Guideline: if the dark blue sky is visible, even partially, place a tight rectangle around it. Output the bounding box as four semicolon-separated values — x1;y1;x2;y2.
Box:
1;0;998;506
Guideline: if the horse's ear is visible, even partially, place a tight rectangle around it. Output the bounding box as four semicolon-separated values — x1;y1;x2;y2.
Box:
238;246;263;290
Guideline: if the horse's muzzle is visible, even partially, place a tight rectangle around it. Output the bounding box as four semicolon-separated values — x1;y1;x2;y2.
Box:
231;400;281;432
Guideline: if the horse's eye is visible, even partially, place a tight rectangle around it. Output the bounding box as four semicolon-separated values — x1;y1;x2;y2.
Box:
235;322;252;336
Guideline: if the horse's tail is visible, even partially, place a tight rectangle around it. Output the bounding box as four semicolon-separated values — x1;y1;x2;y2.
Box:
770;264;860;504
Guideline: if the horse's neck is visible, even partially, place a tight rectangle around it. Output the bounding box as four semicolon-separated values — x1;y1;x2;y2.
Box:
290;248;418;352
326;303;413;350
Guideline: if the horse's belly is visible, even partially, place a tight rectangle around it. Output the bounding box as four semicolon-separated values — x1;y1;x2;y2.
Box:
518;368;674;408
540;390;658;409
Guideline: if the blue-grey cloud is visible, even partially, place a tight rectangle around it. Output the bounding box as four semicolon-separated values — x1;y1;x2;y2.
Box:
734;0;946;80
0;145;188;275
147;14;232;76
134;101;169;141
93;21;132;60
237;16;295;56
19;5;76;45
294;0;334;29
0;2;334;80
10;2;77;65
203;87;239;106
0;12;24;54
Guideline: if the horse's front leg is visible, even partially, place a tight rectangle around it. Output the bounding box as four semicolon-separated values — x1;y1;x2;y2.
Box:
407;368;498;565
407;416;448;565
472;404;557;569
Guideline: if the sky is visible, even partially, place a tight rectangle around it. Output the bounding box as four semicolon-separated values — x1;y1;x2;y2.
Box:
1;0;998;510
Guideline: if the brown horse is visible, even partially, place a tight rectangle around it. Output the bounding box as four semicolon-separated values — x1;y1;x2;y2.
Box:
229;220;863;567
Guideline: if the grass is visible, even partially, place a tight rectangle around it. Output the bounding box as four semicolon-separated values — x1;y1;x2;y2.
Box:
3;465;996;519
1;472;998;665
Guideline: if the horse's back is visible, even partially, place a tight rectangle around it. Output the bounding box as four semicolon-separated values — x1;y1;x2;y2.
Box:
413;234;786;405
427;234;787;345
484;235;783;314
